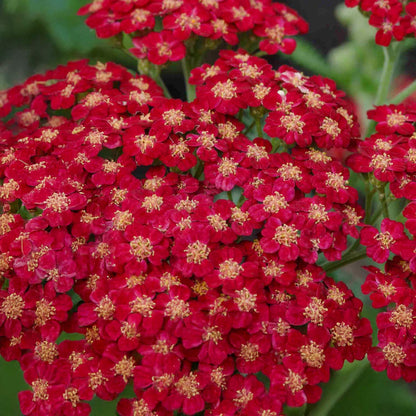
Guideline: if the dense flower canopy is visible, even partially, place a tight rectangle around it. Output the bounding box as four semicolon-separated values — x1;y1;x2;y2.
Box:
1;1;416;415
0;50;375;415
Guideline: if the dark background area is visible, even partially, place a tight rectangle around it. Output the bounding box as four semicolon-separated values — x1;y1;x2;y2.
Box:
0;0;346;89
286;0;346;53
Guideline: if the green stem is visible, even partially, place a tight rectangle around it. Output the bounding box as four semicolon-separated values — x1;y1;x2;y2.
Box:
306;360;370;416
374;46;398;106
339;238;361;263
370;192;394;224
254;50;268;57
369;206;383;225
193;160;204;180
364;177;376;223
237;194;246;207
322;249;367;273
285;405;307;416
379;185;390;219
271;138;282;153
120;46;139;63
390;79;416;104
181;56;196;102
365;44;402;138
244;119;256;135
136;59;172;99
156;75;172;99
255;117;263;138
362;43;401;220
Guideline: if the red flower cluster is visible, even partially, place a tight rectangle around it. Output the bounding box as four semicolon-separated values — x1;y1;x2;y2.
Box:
345;0;416;46
348;103;416;200
348;102;416;382
78;0;308;64
190;49;361;150
0;51;374;415
362;263;416;381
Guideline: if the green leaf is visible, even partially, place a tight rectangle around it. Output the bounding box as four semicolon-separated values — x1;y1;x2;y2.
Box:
288;39;335;81
307;360;369;416
284;404;307;416
122;32;134;50
20;0;104;54
0;358;28;414
90;383;134;416
330;365;416;416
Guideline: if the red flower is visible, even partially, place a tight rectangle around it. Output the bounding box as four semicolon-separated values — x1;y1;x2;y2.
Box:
123;223;170;267
120;7;155;34
23;182;87;227
361;219;411;263
0;278;37;339
223;374;265;411
248;179;294;222
312;164;357;204
368;104;416;135
171;226;214;277
150;99;195;140
163;3;212;40
285;326;343;385
229;329;270;374
264;108;318;147
159;134;197;171
326;311;373;363
269;357;321;407
205;246;256;291
376;302;416;336
162;370;206;415
18;361;70;416
196;74;248;115
256;17;298;55
178;310;233;365
204;152;250;191
371;11;405;47
117;397;164;416
362;266;411;308
261;217;300;261
368;327;416;381
132;31;186;64
192;198;237;244
402;3;416;36
74;355;126;401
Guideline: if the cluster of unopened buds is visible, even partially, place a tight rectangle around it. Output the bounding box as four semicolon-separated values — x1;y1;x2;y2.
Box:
1;0;416;415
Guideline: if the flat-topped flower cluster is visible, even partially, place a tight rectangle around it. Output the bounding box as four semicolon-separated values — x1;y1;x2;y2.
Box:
78;0;308;63
0;48;374;415
1;0;416;415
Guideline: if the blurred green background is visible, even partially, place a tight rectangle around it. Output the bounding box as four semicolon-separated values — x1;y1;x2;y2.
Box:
1;0;416;415
0;0;135;90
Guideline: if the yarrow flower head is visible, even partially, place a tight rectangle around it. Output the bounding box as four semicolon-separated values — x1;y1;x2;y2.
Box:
5;0;416;413
0;46;376;414
78;0;308;64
